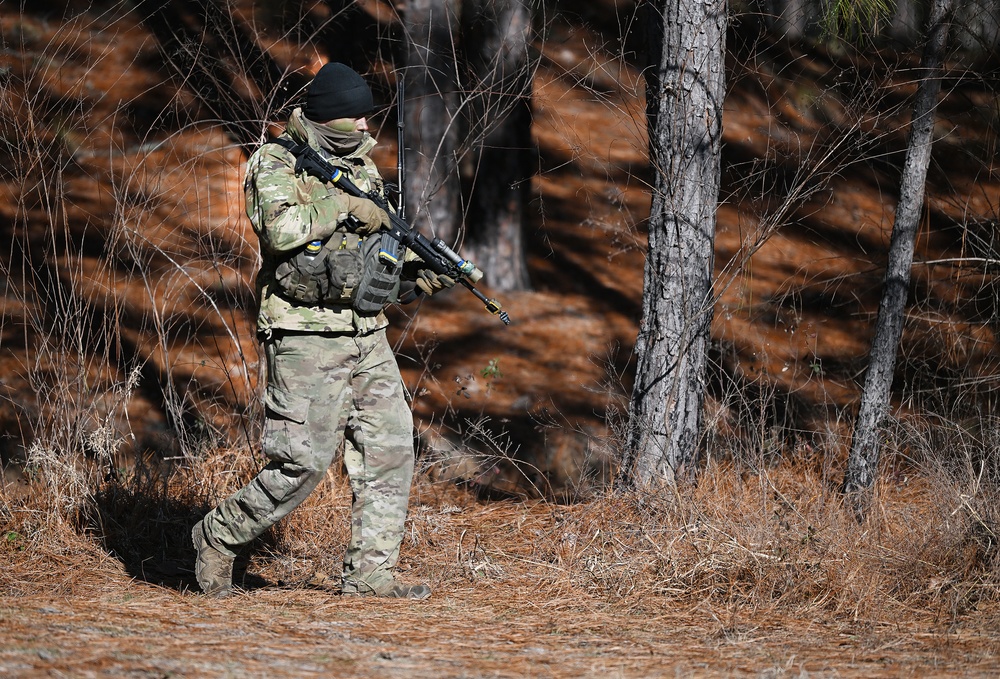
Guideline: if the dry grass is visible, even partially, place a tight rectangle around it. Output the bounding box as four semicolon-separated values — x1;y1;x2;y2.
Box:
3;439;1000;676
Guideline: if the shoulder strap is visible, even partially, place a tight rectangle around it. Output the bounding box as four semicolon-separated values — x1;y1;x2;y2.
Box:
267;137;352;179
267;137;300;155
265;137;308;174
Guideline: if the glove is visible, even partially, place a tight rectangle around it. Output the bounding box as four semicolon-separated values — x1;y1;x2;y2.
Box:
415;269;456;296
343;195;390;235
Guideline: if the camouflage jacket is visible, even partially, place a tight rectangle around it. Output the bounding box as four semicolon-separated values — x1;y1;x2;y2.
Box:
245;108;389;336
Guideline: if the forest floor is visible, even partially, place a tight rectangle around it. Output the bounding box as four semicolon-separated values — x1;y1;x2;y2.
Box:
4;582;999;678
4;480;1000;679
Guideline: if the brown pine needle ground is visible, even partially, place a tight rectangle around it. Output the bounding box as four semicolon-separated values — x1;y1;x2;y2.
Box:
3;453;999;677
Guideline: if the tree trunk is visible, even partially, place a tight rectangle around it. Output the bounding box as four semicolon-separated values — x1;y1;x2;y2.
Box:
762;0;819;40
622;0;727;487
843;0;955;503
460;0;533;292
953;0;1000;54
403;0;463;244
888;0;924;46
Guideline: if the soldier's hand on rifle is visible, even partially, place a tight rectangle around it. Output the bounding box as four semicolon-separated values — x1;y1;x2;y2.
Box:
343;195;390;235
415;269;456;296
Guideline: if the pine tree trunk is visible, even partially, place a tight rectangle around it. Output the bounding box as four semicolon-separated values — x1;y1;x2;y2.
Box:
764;0;816;40
623;0;726;487
461;0;533;292
404;0;462;244
843;0;955;503
888;0;923;45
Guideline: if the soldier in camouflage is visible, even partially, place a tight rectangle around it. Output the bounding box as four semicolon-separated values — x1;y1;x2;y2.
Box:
191;63;454;600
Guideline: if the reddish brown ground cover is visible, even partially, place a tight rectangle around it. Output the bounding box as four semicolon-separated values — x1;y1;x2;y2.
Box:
4;477;1000;678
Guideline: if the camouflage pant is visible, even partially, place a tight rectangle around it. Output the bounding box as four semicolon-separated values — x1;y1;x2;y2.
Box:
201;329;415;591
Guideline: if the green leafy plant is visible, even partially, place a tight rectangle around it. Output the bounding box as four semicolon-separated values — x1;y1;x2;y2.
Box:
480;358;503;396
480;358;503;381
5;531;25;551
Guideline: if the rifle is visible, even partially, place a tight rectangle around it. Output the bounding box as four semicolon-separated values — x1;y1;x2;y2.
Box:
286;141;511;325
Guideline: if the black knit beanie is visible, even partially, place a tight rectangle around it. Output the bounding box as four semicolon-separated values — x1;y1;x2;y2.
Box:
305;63;374;122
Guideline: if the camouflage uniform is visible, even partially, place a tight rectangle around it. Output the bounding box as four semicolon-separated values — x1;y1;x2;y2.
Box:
199;108;416;594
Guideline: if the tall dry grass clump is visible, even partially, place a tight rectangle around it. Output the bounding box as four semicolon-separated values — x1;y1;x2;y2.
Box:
600;459;996;621
0;3;260;594
396;417;1000;626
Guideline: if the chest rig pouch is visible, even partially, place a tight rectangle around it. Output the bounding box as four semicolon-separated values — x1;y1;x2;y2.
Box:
268;138;403;314
274;229;402;314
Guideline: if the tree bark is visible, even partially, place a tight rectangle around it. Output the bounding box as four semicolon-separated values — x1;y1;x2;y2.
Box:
843;0;955;503
763;0;817;40
404;0;463;244
460;0;533;292
623;0;727;487
888;0;924;46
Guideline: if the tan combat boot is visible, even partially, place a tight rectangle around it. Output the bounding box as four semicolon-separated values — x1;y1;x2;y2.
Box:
342;578;431;600
191;519;234;597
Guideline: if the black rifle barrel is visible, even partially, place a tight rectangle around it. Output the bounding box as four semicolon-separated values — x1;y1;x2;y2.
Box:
396;76;406;222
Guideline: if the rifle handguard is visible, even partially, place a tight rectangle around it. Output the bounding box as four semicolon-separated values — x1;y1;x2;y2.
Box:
431;238;483;283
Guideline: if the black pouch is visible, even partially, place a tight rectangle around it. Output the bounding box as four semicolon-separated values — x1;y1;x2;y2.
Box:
274;232;401;312
352;235;403;315
324;233;364;304
273;244;332;304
